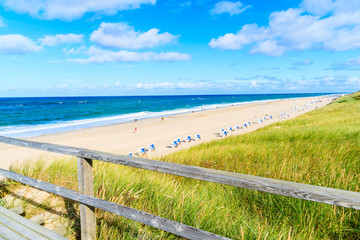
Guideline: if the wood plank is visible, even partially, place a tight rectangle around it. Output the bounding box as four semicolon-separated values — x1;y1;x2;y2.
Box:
1;136;360;210
0;222;27;240
0;168;231;240
0;206;68;240
78;150;360;210
77;157;96;240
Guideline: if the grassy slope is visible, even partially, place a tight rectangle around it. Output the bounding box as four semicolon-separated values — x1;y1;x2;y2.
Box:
3;92;360;239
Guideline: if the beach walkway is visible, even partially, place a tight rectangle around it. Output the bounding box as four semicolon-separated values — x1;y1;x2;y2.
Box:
0;205;67;240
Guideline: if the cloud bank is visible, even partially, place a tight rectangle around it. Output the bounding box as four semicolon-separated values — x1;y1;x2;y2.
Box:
0;33;84;54
68;46;191;63
40;34;84;46
90;22;178;49
0;0;156;21
210;0;360;55
0;34;41;54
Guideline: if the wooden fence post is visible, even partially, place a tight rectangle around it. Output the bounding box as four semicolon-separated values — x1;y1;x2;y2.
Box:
77;157;96;240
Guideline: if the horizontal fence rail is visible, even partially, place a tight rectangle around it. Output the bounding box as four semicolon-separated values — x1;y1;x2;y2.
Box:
0;168;229;240
1;136;360;210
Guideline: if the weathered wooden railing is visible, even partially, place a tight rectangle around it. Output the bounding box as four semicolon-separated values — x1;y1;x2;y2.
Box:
0;136;360;240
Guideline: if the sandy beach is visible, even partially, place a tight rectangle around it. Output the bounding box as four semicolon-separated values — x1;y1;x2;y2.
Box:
0;96;333;169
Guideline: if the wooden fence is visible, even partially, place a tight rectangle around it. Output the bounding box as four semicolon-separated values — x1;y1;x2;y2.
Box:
0;135;360;240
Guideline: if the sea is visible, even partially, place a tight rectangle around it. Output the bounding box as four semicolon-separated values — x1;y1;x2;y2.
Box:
0;93;334;138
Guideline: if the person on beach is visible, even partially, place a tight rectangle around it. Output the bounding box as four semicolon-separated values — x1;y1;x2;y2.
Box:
134;127;137;133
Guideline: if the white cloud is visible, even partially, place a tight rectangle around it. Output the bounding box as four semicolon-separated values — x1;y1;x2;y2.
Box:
211;1;250;16
0;34;41;54
328;57;360;70
0;0;156;21
68;46;191;64
90;22;178;50
209;24;267;50
134;81;238;90
250;80;259;88
63;45;86;55
210;0;360;55
250;40;285;56
0;33;85;55
347;77;360;85
40;34;84;46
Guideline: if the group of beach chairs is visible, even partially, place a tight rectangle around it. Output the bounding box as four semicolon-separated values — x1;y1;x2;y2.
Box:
126;134;202;157
169;134;201;148
280;100;322;119
127;143;156;157
219;115;273;137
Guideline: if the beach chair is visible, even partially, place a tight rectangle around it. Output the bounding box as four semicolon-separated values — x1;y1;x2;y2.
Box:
126;152;133;157
170;140;178;148
148;144;155;152
186;135;192;142
177;138;181;145
195;134;201;141
244;123;247;128
248;121;251;125
138;147;146;156
220;130;227;137
235;125;240;130
270;115;273;120
229;127;234;132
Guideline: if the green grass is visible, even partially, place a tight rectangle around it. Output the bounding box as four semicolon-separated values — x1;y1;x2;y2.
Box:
2;92;360;239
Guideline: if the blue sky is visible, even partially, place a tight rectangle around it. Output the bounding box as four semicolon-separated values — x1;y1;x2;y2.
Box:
0;0;359;96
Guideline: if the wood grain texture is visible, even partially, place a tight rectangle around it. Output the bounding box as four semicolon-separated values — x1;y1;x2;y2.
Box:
77;157;96;240
0;136;359;210
77;158;96;240
0;205;68;240
0;168;231;240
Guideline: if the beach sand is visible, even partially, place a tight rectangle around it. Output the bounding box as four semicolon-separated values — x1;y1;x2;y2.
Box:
0;96;332;169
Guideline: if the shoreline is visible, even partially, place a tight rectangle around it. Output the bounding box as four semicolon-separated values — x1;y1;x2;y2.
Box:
0;95;336;169
0;93;337;138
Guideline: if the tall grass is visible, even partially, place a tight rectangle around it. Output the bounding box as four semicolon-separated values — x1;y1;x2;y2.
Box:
4;92;360;239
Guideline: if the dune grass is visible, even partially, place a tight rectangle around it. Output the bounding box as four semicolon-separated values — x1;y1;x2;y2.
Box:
2;92;360;239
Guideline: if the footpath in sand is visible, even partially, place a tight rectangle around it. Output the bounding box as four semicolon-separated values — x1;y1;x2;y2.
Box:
0;96;334;169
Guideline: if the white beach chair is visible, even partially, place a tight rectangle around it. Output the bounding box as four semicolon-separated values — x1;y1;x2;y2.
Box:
138;147;146;156
195;134;201;141
170;140;178;148
148;144;155;152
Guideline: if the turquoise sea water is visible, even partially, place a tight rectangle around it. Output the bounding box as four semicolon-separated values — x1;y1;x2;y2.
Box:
0;94;334;137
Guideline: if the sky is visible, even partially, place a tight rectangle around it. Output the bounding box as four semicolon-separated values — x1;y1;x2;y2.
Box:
0;0;359;97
